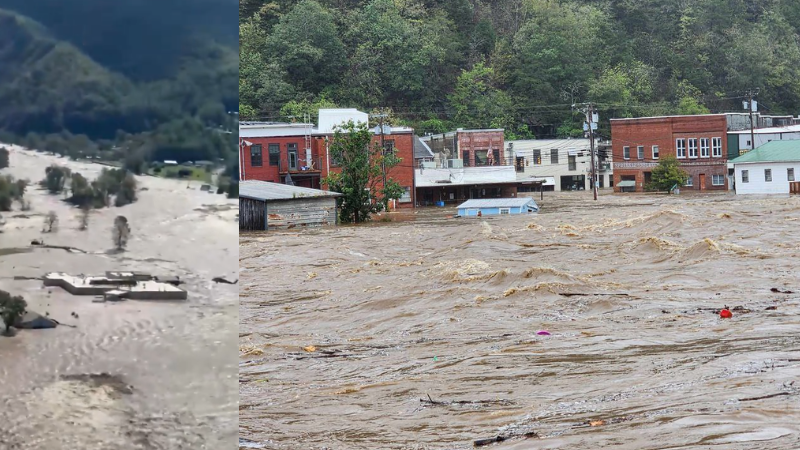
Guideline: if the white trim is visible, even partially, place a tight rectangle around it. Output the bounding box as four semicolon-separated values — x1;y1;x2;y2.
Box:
637;145;644;160
789;168;795;182
652;145;659;159
711;174;724;186
765;168;773;182
499;208;511;215
700;138;710;158
676;138;686;159
712;137;722;157
685;175;693;186
623;146;630;160
688;138;698;158
741;169;749;183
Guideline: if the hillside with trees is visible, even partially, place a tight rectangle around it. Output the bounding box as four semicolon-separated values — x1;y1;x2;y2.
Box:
240;0;800;138
0;2;238;173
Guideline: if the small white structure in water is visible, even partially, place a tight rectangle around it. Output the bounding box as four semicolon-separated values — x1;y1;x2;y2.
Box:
457;198;539;217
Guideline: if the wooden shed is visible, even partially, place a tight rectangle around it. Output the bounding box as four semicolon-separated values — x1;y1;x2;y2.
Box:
239;180;342;231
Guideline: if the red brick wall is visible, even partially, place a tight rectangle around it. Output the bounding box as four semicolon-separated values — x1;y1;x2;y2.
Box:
241;136;316;183
457;131;505;166
611;115;729;192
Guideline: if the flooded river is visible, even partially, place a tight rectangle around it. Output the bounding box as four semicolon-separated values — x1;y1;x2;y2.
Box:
0;146;239;449
240;191;800;449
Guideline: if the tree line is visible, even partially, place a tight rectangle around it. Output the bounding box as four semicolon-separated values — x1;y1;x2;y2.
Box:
240;0;800;138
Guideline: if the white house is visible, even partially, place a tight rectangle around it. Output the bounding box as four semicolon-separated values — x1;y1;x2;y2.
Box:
731;140;800;195
505;139;613;192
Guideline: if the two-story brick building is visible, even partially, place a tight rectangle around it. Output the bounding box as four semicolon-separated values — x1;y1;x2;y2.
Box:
239;109;416;207
611;115;730;192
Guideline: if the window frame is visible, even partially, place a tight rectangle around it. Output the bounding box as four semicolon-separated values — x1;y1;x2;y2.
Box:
652;145;659;159
700;138;710;158
688;138;698;158
568;155;577;171
676;139;686;159
499;208;511;215
250;144;263;167
712;137;722;157
685;175;693;187
742;170;749;183
623;146;630;160
711;174;724;186
789;168;795;182
765;168;772;182
637;146;644;160
533;149;542;165
551;149;559;165
267;143;279;166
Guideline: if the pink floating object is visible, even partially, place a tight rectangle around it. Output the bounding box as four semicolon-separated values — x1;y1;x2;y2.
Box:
536;330;551;336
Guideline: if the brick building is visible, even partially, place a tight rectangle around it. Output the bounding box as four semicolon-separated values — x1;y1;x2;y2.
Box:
239;109;416;208
611;115;729;192
422;129;505;167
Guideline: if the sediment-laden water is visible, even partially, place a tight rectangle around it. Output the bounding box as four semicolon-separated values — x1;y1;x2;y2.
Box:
240;192;800;449
0;146;239;449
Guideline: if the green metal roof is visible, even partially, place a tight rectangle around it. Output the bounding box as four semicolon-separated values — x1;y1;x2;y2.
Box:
729;140;800;164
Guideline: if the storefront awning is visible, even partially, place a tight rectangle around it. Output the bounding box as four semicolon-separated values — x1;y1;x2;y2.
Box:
617;180;636;188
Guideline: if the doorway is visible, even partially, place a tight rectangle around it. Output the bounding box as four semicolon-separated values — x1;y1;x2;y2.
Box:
699;173;706;190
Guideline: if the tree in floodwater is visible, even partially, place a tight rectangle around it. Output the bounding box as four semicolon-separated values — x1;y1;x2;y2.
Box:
0;290;26;335
647;155;689;192
43;211;58;232
79;204;90;230
0;147;9;169
112;215;130;250
322;121;404;223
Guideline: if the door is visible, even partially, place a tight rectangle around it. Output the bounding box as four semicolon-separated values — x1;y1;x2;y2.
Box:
288;147;298;171
699;174;706;190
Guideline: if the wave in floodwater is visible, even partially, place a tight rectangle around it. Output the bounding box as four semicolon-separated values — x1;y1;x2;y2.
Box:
241;192;800;449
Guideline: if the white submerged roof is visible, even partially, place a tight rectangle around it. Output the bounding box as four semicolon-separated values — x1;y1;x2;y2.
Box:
457;198;536;209
240;180;342;201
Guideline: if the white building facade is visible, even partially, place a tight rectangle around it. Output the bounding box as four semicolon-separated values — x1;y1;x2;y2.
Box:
505;139;613;191
731;140;800;195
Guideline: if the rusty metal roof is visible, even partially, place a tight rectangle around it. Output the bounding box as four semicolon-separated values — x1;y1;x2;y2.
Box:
240;180;342;201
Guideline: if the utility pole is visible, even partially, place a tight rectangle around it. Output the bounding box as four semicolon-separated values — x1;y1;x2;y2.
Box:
370;110;389;207
579;103;598;201
746;89;759;152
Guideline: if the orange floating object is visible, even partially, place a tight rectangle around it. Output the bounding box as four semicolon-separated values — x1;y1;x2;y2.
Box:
720;309;732;319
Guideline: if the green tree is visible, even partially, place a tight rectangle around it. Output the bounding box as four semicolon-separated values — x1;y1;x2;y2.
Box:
0;290;27;335
323;121;404;223
266;0;346;93
647;155;689;192
43;165;71;194
449;62;513;129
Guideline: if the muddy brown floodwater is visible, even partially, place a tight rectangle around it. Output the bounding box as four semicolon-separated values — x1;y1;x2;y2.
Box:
0;146;239;449
241;191;800;449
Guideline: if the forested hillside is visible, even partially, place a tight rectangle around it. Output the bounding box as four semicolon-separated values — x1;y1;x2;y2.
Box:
240;0;800;138
0;2;238;171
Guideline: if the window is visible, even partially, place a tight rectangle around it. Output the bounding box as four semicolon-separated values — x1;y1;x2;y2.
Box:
652;145;659;159
533;149;542;165
462;150;471;167
268;144;279;166
474;150;489;166
742;170;749;183
765;168;772;182
551;149;559;164
499;208;510;215
789;168;795;182
700;138;710;158
493;149;500;165
568;155;577;171
399;187;412;203
637;146;644;160
712;174;724;186
688;138;698;158
676;139;686;158
685;176;693;187
250;144;263;167
383;139;395;154
623;146;630;160
712;137;722;157
515;157;524;172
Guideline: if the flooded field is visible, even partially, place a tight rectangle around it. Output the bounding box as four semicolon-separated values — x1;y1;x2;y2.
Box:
0;146;239;449
240;191;800;449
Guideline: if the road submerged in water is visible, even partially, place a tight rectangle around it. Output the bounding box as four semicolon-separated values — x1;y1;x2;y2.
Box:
240;192;800;449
